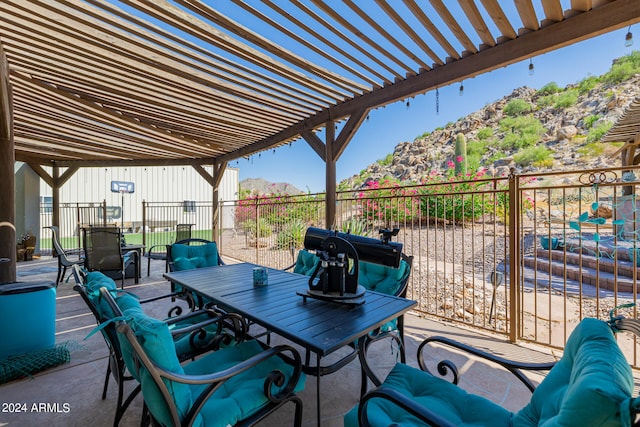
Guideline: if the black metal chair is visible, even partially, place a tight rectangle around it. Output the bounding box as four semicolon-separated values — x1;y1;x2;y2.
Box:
82;226;138;289
46;225;84;286
146;223;193;276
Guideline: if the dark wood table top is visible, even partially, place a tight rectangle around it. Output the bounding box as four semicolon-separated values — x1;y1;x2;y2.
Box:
164;263;417;356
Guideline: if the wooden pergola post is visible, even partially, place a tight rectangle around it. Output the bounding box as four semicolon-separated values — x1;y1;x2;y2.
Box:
192;161;227;243
325;120;336;229
302;110;369;229
0;45;15;283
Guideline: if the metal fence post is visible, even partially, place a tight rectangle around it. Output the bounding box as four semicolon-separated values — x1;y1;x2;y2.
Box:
142;200;147;249
508;171;520;343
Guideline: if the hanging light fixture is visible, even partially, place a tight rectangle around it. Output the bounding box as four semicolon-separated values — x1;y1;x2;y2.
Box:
459;81;464;96
626;26;633;47
528;59;535;76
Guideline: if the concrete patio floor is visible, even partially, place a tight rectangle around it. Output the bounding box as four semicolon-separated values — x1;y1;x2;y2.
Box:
1;256;564;427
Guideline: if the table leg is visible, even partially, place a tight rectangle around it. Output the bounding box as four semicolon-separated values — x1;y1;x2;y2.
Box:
316;353;321;427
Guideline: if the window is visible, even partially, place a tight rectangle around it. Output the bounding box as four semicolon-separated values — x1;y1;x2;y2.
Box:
183;200;196;213
40;196;53;214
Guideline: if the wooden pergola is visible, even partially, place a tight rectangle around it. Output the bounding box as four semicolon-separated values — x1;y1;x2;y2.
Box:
603;96;640;169
1;0;639;282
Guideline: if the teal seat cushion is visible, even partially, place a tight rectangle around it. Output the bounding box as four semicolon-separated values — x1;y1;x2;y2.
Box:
171;242;219;271
293;249;320;276
117;309;193;427
185;339;306;427
345;362;512;427
513;317;634;426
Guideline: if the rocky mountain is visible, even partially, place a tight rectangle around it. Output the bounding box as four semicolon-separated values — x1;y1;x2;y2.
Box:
240;178;303;195
341;53;640;190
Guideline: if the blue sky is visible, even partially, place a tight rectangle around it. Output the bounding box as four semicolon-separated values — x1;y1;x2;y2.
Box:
235;27;635;193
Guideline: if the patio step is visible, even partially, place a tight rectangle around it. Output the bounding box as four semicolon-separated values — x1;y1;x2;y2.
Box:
535;248;640;278
523;253;637;294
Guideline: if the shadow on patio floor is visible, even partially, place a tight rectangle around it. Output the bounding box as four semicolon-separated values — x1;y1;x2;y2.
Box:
1;256;565;427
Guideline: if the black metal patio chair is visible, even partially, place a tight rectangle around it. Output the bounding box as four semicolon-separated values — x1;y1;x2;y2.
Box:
146;223;193;276
82;226;137;289
46;225;84;286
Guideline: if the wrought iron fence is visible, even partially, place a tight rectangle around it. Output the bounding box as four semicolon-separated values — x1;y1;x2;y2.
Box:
38;165;640;366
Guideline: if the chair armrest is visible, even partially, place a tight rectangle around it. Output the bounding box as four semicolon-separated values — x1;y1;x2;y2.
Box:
146;244;168;258
168;311;248;354
417;336;556;393
359;386;458;427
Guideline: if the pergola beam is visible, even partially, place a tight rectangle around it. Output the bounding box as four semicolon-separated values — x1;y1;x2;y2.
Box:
220;0;640;165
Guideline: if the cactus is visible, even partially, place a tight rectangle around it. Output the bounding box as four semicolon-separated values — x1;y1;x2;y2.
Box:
454;133;468;175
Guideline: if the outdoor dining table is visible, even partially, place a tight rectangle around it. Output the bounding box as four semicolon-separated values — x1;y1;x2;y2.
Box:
163;262;417;426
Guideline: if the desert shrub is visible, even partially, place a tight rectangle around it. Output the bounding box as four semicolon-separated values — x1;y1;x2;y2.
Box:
244;217;271;238
577;76;600;94
276;218;307;249
467;139;487;157
501;132;540;150
415;131;431;141
577;142;606;157
536;95;555;108
537;82;561;96
583;114;600;129
553;89;579;109
498;116;546;149
513;146;553;167
602;51;640;84
377;153;394;166
586;121;613;143
476;127;493;140
503;99;533;117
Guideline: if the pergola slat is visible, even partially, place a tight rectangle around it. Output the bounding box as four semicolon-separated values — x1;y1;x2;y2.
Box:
0;0;636;166
481;0;519;39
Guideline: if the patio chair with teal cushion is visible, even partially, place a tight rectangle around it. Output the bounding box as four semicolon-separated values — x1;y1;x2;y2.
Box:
299;252;413;398
74;266;244;426
357;253;413;394
101;287;306;427
345;317;640;427
167;238;224;308
284;249;320;276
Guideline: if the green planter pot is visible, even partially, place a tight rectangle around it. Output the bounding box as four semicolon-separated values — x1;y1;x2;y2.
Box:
540;236;559;250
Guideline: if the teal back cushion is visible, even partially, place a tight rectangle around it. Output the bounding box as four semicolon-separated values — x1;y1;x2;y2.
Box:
358;259;409;296
84;271;118;319
358;259;410;331
513;318;634;426
293;249;320;276
172;242;219;271
118;309;193;427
